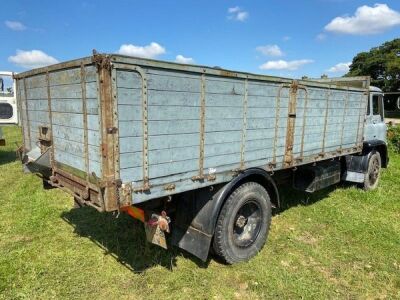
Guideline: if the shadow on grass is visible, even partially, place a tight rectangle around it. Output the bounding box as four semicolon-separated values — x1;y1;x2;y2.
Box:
61;182;354;272
0;150;17;166
274;181;357;214
61;207;210;273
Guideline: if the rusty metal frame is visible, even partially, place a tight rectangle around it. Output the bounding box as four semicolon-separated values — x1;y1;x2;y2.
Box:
94;54;120;211
240;78;249;170
111;62;149;192
283;80;299;167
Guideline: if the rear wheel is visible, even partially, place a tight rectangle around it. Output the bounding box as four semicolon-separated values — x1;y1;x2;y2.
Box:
362;152;381;191
213;182;272;264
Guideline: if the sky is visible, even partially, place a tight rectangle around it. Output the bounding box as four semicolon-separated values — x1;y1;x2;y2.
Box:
0;0;399;79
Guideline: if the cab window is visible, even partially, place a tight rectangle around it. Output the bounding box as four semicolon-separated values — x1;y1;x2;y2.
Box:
371;94;384;120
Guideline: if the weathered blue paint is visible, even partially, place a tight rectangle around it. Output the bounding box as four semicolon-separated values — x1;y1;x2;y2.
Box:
16;55;374;207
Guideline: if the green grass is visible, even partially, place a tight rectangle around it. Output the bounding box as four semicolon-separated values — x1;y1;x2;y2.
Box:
0;125;399;299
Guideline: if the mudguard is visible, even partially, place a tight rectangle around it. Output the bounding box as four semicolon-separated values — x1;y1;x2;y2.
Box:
171;168;279;261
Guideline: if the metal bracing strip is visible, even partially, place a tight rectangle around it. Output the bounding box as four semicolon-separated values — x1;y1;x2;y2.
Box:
195;73;206;180
240;78;249;169
356;92;368;146
45;71;55;167
321;86;331;153
340;87;350;150
80;63;90;180
112;63;149;190
110;67;120;181
22;77;31;149
298;86;309;158
283;81;298;167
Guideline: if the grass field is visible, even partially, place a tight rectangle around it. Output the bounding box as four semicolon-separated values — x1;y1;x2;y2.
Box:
0;125;399;299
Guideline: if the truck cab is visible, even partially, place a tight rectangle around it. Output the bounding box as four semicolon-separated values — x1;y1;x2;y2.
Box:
364;86;386;142
0;71;18;145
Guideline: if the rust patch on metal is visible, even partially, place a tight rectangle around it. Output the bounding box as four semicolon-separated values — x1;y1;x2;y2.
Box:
119;183;132;207
219;70;238;78
164;183;176;191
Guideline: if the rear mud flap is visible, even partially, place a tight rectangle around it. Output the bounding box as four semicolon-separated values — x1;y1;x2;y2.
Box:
23;147;52;178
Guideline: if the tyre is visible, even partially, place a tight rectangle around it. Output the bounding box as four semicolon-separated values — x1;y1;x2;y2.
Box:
361;152;381;191
213;182;272;264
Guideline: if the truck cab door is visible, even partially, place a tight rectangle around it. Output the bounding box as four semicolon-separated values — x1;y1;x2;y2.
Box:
0;72;18;125
364;93;386;142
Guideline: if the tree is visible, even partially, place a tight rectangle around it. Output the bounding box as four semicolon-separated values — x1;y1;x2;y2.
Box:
346;39;400;92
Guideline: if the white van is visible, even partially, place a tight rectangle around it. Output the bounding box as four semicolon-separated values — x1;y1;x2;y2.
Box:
0;71;18;145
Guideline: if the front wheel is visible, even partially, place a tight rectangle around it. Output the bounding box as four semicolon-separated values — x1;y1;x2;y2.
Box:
361;152;381;191
213;182;272;264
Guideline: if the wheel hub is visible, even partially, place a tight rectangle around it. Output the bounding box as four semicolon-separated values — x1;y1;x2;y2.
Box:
232;200;262;248
236;215;247;228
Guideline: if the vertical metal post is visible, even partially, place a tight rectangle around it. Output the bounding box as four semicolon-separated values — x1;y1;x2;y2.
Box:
22;78;31;149
340;87;350;151
240;78;248;169
96;55;119;211
272;85;284;166
321;86;331;154
193;73;206;180
283;81;298;167
80;63;90;180
299;86;309;159
45;71;55;167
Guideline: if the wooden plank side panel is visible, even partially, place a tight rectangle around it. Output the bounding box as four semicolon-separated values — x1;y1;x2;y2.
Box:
20;65;102;176
114;65;368;205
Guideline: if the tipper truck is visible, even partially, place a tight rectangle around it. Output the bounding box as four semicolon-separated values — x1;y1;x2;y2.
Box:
15;53;388;264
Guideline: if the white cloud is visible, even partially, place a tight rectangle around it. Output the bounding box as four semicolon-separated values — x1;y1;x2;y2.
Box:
327;62;351;73
259;59;314;71
8;50;58;68
175;55;195;64
228;6;249;22
256;44;284;57
5;20;26;31
325;4;400;35
117;42;166;58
